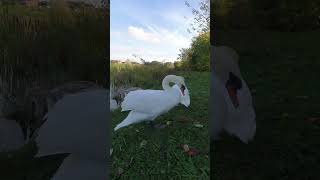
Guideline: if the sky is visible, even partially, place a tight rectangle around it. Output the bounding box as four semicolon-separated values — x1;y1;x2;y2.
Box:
110;0;200;63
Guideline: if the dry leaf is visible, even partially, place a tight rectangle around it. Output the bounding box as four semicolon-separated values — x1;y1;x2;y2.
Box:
194;123;203;128
140;140;147;148
180;144;200;157
118;167;124;175
182;144;190;152
187;147;200;156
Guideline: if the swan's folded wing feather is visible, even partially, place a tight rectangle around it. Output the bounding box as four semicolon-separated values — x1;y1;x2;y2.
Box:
121;90;178;114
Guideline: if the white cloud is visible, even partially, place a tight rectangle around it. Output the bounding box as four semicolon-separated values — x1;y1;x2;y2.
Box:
127;25;191;47
128;26;161;43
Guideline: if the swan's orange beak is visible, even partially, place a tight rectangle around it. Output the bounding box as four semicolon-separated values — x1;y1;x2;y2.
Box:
180;85;186;96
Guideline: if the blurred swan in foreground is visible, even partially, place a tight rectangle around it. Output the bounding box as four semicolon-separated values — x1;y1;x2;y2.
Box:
0;118;24;152
0;95;25;152
212;45;256;143
35;89;107;179
114;75;190;131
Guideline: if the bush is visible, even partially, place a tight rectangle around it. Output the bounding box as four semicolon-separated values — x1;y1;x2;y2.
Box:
178;31;210;72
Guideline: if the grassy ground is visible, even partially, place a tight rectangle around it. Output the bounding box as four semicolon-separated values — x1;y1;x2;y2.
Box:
111;71;210;179
213;30;320;180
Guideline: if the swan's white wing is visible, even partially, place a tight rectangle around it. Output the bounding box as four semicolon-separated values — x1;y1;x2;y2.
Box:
121;89;180;115
211;73;228;140
51;155;106;180
36;89;107;161
224;79;256;143
0;118;24;151
114;111;154;131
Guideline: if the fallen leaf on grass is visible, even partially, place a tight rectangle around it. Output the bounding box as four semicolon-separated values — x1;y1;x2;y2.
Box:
180;144;200;157
140;140;147;148
118;167;124;175
186;148;200;156
194;123;203;128
182;144;190;152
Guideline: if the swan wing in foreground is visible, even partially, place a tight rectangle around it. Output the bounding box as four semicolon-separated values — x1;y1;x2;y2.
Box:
212;45;256;143
0;118;24;152
224;79;256;143
51;155;106;180
211;72;228;140
36;89;107;160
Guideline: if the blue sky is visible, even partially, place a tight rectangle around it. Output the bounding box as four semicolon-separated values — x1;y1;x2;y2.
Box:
111;0;200;62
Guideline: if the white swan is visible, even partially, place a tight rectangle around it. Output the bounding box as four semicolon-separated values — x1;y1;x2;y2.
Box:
35;89;108;179
212;45;256;143
114;75;190;131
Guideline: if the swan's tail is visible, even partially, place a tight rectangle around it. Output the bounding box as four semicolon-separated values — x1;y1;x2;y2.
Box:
114;111;149;131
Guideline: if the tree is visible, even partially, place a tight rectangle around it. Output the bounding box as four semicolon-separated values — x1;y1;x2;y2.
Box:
177;31;210;71
185;0;210;33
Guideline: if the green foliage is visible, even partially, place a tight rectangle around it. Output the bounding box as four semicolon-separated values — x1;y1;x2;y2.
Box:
178;31;210;72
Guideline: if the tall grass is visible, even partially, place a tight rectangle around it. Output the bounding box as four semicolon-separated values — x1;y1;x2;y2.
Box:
110;63;176;89
0;3;107;125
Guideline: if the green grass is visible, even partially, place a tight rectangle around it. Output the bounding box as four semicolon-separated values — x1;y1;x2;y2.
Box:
213;30;320;180
111;71;210;179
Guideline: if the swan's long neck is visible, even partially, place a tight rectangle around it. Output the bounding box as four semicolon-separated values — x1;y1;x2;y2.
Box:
162;75;179;91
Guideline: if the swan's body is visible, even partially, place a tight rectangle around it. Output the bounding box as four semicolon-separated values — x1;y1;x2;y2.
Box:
114;75;190;131
49;155;106;180
35;89;107;179
212;45;256;143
